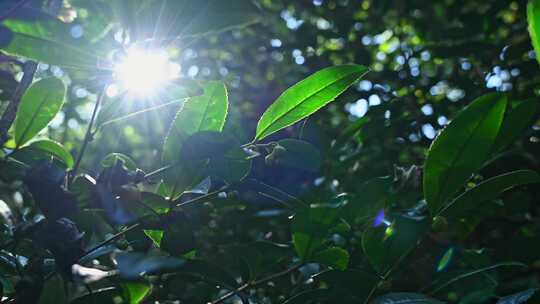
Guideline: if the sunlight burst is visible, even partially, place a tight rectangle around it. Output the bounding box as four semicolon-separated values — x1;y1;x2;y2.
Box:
113;47;180;97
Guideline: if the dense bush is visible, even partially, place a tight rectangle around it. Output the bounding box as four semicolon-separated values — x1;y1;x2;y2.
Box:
0;0;540;303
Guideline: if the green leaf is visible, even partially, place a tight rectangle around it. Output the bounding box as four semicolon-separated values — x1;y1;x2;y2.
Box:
436;247;455;272
312;247;349;270
144;230;164;247
162;81;228;162
373;293;445;304
362;214;429;274
161;81;228;199
210;146;251;184
292;204;342;260
122;281;151;304
1;16;99;69
429;262;526;294
95;80;202;131
14;78;66;146
423;93;508;215
101;153;137;170
528;0;540;65
255;64;369;141
493;99;539;153
441;170;540;216
27;139;73;168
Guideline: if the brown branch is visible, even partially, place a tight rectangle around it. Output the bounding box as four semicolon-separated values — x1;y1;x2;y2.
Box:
0;61;37;146
209;263;302;304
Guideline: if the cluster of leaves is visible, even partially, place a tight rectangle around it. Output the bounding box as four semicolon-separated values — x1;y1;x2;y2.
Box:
0;0;539;304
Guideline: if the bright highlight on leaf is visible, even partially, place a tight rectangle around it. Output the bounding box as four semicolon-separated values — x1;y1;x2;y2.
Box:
437;247;454;272
113;47;180;97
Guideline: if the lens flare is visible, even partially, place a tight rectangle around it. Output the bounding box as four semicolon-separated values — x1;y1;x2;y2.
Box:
113;47;180;97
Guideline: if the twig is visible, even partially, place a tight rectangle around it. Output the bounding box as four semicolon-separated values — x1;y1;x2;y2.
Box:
210;263;302;304
78;223;140;262
71;86;106;180
174;186;228;208
143;164;173;180
0;61;37;146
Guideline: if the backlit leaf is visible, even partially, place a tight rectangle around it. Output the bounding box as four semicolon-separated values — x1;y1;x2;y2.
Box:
122;281;151;304
362;214;429;274
14;78;66;146
255;65;368;141
1;16;99;69
528;0;540;65
162;81;228;199
28;139;73;168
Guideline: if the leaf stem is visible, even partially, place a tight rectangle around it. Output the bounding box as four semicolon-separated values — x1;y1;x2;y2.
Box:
143;164;173;180
71;86;106;181
78;223;141;262
174;186;228;208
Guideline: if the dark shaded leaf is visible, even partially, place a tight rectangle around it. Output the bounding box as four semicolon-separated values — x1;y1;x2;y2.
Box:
271;139;322;172
311;247;349;270
441;170;540;216
494;99;539;153
27;139;73;168
362;213;429;274
292;203;342;260
115;252;185;279
423;93;507;215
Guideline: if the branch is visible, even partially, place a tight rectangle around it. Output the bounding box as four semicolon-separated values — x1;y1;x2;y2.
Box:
78;223;140;262
70;86;106;179
0;61;37;146
209;263;302;304
174;186;228;208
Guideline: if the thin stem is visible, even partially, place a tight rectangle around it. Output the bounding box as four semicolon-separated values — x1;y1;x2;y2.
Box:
210;263;302;304
71;86;106;180
78;223;140;262
174;186;228;208
143;164;173;180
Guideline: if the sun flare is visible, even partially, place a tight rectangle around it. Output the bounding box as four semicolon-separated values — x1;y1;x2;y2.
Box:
112;47;180;97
